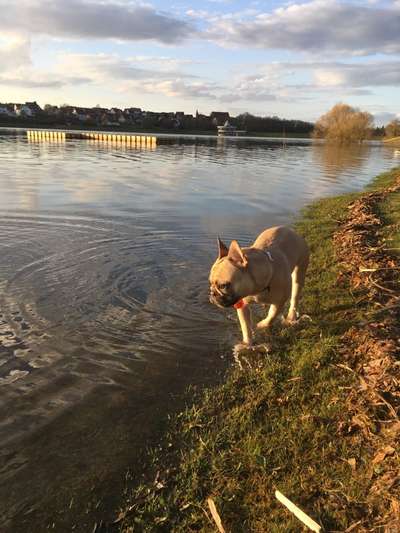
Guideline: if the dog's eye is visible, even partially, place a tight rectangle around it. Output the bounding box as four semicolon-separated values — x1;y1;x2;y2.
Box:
219;282;231;291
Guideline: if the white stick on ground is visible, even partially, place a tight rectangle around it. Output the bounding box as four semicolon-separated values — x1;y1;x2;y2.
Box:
207;498;226;533
275;490;322;532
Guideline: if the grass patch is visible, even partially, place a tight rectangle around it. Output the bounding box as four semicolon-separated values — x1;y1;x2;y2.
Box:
119;167;400;533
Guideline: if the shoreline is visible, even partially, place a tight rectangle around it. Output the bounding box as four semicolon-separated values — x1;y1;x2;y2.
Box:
1;126;388;142
0;124;312;139
115;167;400;532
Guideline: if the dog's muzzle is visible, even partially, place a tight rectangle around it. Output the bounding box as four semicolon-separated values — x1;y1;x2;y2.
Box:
209;288;237;308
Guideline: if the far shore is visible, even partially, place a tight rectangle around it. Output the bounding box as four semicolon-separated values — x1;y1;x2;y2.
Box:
0;122;312;139
2;124;391;142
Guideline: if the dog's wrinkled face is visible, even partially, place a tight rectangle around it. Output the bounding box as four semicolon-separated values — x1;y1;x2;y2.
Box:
209;238;254;308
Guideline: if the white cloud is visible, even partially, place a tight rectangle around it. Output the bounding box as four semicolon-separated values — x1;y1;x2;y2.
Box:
186;9;212;19
312;61;400;87
0;0;193;44
57;53;198;83
119;79;218;100
205;0;400;55
373;111;400;126
0;38;31;74
0;38;90;89
53;53;218;100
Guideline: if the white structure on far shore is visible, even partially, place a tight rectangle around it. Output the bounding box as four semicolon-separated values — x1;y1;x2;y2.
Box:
217;120;246;136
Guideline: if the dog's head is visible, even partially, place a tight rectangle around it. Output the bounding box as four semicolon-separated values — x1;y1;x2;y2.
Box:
209;237;255;308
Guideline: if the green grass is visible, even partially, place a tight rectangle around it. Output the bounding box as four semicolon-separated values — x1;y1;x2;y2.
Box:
119;167;400;533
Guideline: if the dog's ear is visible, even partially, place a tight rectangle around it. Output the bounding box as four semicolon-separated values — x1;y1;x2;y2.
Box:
228;240;248;267
217;236;228;259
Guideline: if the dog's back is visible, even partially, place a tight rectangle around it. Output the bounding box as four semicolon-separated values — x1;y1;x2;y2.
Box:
252;226;309;272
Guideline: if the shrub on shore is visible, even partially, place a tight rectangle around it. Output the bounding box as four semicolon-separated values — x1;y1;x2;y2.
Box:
313;103;373;143
385;118;400;139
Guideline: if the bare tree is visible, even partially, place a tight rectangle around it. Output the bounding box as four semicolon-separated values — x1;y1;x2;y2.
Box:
313;103;373;143
385;119;400;139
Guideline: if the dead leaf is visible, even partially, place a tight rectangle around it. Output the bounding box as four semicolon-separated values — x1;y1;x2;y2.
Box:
372;446;396;465
347;458;357;470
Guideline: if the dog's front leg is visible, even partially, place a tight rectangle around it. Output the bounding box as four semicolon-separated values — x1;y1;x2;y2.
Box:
256;301;285;330
236;304;253;345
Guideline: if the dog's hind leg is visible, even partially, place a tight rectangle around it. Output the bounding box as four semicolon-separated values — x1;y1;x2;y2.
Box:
287;257;309;323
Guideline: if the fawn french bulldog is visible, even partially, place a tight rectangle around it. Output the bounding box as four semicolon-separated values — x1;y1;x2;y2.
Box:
209;226;309;348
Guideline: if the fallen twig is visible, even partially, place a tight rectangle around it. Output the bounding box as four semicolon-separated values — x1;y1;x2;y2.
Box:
368;276;398;294
207;497;226;533
275;490;322;532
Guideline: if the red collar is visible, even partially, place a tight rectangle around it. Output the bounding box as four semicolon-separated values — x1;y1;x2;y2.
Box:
234;299;245;309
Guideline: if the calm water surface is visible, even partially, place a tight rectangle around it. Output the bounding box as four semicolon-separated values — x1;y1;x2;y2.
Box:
0;131;398;530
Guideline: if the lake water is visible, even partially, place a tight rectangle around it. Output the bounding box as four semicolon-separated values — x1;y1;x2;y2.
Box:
0;130;398;531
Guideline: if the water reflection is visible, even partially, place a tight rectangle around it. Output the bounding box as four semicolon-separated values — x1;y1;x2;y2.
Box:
312;141;371;179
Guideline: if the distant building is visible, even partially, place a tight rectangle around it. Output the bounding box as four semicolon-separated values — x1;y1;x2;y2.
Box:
210;111;230;126
124;107;142;120
0;104;15;117
71;107;92;121
25;101;42;115
43;105;59;115
14;101;42;117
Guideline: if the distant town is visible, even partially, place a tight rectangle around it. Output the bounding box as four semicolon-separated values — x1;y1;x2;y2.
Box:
0;100;317;136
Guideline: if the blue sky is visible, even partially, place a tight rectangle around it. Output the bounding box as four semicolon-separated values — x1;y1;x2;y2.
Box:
0;0;399;124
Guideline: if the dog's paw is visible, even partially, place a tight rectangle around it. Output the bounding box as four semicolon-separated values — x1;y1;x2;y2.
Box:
232;342;253;368
285;313;312;326
233;342;272;370
232;342;252;356
285;310;300;324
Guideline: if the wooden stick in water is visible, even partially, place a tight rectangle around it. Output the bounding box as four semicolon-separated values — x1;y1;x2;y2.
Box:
275;490;322;532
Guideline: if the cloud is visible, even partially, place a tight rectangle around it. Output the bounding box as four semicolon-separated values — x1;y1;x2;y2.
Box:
216;58;400;103
57;53;198;82
120;79;218;100
219;73;279;102
243;59;400;95
54;53;217;100
206;0;400;55
0;44;214;98
373;111;400;126
0;38;91;89
217;63;309;103
312;61;400;87
0;0;193;44
0;38;31;74
0;76;90;89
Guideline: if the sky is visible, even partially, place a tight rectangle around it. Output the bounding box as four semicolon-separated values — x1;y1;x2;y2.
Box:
0;0;399;124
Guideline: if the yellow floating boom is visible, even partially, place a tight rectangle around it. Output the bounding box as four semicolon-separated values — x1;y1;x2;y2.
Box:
26;130;157;147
